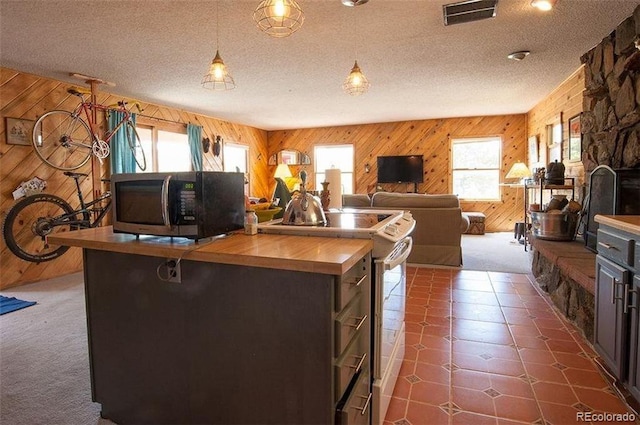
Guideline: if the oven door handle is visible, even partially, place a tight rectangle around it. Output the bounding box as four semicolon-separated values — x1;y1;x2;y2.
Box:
382;237;412;270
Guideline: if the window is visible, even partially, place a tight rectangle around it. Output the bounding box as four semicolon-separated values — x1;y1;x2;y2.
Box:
137;126;191;172
451;137;501;200
223;143;249;191
314;145;354;194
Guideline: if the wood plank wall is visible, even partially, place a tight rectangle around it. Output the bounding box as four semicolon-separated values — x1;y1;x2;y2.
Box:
268;114;528;233
527;66;586;200
1;64;584;289
0;67;268;289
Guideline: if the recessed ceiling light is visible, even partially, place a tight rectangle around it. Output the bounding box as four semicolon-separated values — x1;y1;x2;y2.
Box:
342;0;369;6
507;51;530;61
531;0;556;11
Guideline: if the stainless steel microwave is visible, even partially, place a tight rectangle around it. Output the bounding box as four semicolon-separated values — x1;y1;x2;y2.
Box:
111;171;245;240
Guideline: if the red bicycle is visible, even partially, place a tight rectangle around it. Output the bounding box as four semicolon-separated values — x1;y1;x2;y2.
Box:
32;87;146;171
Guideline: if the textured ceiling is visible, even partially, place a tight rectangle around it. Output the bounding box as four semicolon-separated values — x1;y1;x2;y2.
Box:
1;0;638;131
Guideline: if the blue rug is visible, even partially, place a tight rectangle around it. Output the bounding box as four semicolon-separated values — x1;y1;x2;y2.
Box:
0;295;36;315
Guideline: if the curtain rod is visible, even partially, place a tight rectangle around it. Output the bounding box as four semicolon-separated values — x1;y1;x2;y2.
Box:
137;113;188;127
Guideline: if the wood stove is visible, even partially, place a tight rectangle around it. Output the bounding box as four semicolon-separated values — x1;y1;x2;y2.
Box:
584;165;640;252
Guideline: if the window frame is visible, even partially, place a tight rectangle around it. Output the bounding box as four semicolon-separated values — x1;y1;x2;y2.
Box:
313;144;355;195
136;121;191;173
223;142;250;191
450;136;502;201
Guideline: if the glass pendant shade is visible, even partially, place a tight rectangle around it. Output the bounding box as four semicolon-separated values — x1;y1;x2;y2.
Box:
253;0;304;38
202;50;236;91
342;60;370;96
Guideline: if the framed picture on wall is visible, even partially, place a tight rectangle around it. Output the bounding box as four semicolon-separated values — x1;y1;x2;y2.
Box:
5;117;35;146
528;135;539;165
568;114;581;162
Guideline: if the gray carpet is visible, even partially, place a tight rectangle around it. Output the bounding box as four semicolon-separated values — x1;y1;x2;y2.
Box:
0;233;530;424
462;231;533;274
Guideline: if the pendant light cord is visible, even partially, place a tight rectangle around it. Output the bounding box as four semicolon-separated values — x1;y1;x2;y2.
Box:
216;1;220;49
354;9;358;61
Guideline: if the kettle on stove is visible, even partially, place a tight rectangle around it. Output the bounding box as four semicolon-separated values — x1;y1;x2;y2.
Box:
282;170;327;226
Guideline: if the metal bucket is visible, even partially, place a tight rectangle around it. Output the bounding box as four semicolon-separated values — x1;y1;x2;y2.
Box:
530;212;579;241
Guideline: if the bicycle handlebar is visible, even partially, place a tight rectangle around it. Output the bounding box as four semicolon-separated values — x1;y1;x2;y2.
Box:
109;100;144;113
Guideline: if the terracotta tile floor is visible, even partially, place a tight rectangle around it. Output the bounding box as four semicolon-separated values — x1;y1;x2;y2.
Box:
385;267;639;425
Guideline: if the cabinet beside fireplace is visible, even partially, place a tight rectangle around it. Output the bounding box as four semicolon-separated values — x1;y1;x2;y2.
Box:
594;215;640;403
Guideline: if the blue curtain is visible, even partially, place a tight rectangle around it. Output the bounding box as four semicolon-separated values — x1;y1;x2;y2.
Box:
109;111;137;173
188;124;203;171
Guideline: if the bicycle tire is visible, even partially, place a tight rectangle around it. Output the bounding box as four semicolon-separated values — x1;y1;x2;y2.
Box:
33;110;93;171
125;121;147;171
2;194;79;263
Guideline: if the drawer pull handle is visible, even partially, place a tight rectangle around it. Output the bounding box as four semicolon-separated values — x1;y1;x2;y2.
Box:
624;285;630;314
349;352;367;372
599;243;619;251
354;393;372;415
628;288;639;312
347;314;368;331
351;275;367;287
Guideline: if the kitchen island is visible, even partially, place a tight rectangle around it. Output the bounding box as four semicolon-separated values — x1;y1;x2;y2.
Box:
48;226;373;425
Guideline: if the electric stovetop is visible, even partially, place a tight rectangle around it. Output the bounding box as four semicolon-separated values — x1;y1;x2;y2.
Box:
257;209;403;238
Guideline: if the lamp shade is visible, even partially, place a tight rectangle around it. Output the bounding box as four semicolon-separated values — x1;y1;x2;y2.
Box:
506;162;532;179
201;50;236;90
253;0;304;38
274;163;293;179
342;60;370;96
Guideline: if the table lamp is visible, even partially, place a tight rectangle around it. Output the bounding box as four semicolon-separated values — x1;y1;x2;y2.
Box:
505;161;531;184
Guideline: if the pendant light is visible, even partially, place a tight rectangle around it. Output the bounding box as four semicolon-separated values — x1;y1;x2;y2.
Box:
343;61;370;96
253;0;305;38
202;1;235;90
342;3;370;96
530;0;556;11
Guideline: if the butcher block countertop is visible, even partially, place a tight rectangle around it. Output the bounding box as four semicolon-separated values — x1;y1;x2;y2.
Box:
595;215;640;236
47;226;372;275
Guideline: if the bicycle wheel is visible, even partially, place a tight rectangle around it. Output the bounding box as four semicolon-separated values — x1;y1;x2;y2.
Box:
2;194;79;262
33;110;93;171
125;121;147;171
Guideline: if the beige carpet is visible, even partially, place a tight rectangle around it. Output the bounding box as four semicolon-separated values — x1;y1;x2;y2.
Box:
462;231;533;274
0;272;112;425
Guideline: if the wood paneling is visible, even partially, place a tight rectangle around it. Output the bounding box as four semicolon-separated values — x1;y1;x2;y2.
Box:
527;66;586;200
268;115;528;233
1;67;268;289
1;64;585;288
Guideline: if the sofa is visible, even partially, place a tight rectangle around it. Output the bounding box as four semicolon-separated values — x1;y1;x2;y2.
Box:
343;192;470;266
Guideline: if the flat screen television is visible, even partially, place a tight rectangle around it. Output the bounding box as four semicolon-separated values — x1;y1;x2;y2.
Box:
377;155;424;183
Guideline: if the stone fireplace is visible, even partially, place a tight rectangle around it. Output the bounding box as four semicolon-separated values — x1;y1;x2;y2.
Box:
581;6;640;173
580;6;640;251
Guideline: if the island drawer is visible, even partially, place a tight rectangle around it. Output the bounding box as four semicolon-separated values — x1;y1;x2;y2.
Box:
598;229;634;267
335;369;371;425
335;292;368;357
335;267;367;312
334;331;369;402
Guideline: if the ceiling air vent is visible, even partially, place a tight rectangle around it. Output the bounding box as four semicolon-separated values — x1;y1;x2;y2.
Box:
443;0;498;26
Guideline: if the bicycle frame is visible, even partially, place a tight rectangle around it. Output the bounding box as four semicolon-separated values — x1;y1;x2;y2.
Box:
70;174;111;227
71;99;132;145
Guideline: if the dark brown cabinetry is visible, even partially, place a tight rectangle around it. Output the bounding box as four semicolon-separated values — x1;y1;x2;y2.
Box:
594;255;630;378
629;274;640;401
594;223;640;404
83;249;372;424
